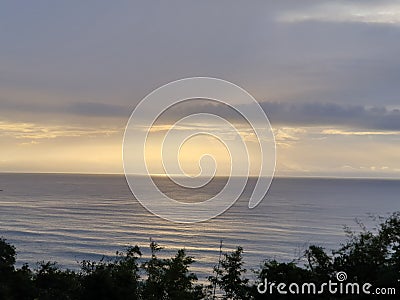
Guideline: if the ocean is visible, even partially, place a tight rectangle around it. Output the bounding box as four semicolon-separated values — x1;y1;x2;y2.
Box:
0;173;399;280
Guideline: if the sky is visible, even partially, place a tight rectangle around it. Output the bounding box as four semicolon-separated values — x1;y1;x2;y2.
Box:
1;0;400;177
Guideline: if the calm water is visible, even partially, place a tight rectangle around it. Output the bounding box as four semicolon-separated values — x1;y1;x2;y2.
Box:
0;173;399;278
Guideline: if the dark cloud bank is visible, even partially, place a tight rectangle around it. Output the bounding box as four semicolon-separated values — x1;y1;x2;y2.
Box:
2;100;399;131
260;101;400;130
71;100;400;131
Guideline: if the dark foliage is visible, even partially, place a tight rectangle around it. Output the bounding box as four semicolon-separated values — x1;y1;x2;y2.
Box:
0;212;400;299
141;241;204;300
209;246;250;299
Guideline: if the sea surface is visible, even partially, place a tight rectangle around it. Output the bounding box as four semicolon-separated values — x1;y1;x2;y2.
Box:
0;173;399;280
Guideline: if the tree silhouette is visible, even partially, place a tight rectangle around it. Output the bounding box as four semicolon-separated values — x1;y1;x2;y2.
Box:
0;211;400;299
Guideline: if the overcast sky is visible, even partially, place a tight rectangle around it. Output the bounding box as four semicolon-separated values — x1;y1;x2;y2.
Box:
1;1;399;177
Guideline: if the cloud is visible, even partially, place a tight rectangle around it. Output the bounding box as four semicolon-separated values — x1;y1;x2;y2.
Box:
66;102;129;117
260;101;400;130
143;100;400;131
0;120;121;140
278;1;400;25
321;129;400;136
0;99;129;117
273;127;306;148
4;98;399;132
114;97;400;132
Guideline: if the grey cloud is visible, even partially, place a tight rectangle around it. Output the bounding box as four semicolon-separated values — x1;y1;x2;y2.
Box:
1;0;400;131
278;1;400;25
0;100;130;118
2;97;399;131
121;98;400;131
260;101;400;130
147;99;400;131
1;0;400;109
66;102;129;117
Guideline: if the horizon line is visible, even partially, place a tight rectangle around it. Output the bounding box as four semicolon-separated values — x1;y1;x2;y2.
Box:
0;171;399;181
